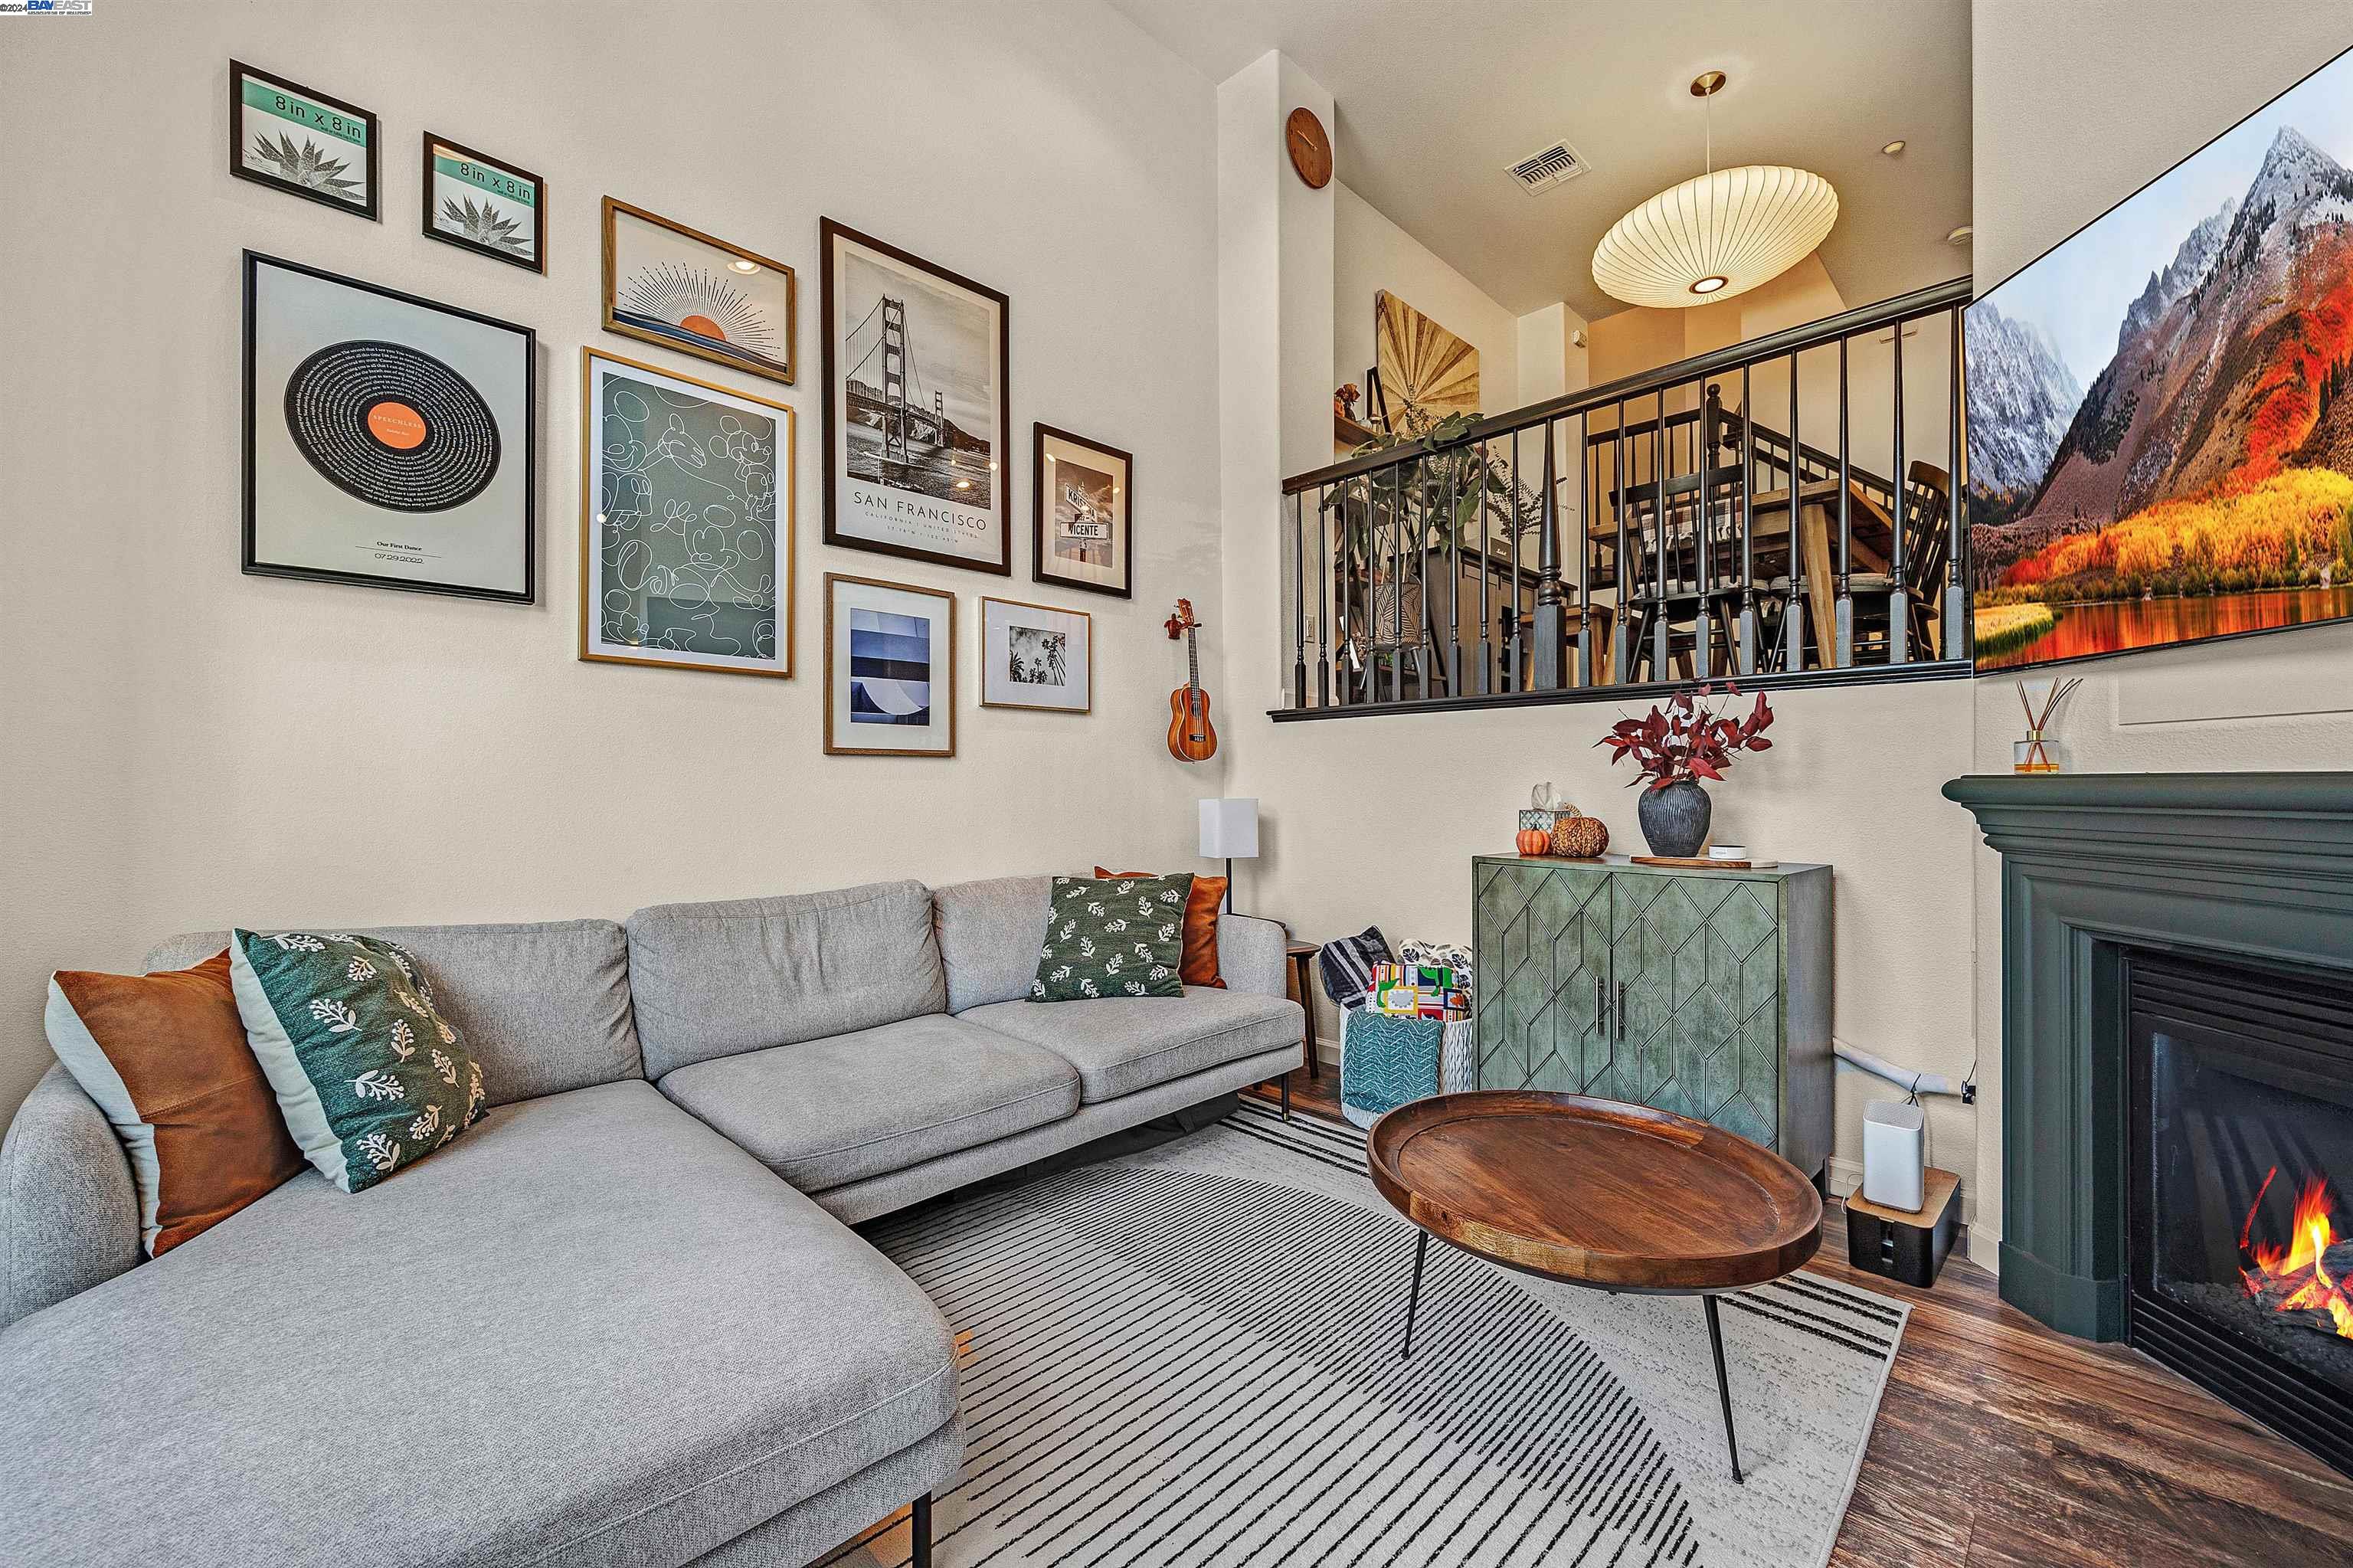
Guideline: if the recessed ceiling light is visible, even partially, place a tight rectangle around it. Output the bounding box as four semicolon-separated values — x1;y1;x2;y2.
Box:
1881;139;1906;156
1946;224;1973;245
728;259;761;274
1690;274;1730;296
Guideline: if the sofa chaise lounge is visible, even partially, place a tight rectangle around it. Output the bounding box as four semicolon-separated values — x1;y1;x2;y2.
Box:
0;874;1304;1567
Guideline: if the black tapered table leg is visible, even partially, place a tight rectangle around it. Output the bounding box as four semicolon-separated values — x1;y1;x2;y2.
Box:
1399;1229;1431;1360
1280;1073;1291;1122
1702;1295;1743;1485
911;1491;932;1567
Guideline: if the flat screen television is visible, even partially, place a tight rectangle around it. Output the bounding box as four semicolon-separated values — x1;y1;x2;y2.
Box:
1966;47;2353;670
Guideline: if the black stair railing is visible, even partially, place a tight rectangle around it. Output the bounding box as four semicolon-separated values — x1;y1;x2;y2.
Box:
1280;277;1974;717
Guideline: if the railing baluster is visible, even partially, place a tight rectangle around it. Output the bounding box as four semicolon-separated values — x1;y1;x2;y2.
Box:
1787;350;1805;673
1510;427;1523;691
1389;458;1406;702
1836;334;1854;668
1575;411;1592;687
1739;364;1756;675
1890;315;1910;665
1316;481;1330;707
1536;417;1562;689
1697;384;1716;678
1445;441;1462;697
1651;392;1669;682
1612;398;1629;686
1946;303;1968;663
1290;491;1306;707
1478;439;1494;695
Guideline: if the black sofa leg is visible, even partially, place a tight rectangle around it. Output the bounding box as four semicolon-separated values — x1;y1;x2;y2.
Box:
911;1491;932;1568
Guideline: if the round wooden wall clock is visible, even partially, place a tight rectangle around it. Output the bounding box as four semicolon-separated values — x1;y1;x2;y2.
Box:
1286;107;1332;190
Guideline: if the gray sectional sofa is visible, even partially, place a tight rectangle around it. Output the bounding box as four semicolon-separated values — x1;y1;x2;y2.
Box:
0;875;1304;1568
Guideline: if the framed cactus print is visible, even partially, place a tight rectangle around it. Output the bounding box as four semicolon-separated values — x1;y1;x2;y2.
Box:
423;134;545;273
228;61;378;220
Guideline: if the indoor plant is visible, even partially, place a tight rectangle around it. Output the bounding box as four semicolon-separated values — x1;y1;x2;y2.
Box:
1598;684;1775;857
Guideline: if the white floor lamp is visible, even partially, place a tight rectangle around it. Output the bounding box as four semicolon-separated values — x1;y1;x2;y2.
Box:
1198;797;1258;914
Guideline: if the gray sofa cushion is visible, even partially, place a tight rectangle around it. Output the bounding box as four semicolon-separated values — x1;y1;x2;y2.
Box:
659;1013;1079;1191
0;1079;958;1568
0;1064;141;1331
932;874;1052;1013
144;921;643;1106
957;987;1304;1103
627;881;946;1079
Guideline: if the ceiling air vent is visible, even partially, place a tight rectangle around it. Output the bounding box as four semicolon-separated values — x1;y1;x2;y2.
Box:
1507;139;1589;195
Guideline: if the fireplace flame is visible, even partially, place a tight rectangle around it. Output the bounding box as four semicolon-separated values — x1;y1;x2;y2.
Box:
2240;1167;2353;1340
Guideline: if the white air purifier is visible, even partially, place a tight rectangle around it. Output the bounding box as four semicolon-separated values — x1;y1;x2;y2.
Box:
1861;1101;1926;1213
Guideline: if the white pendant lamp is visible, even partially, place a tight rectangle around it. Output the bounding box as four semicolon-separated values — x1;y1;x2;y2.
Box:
1592;70;1838;309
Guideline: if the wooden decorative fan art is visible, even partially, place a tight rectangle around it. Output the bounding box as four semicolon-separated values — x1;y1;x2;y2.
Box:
1373;290;1479;430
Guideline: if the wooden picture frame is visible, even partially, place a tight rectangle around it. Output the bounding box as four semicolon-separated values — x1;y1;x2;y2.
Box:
824;572;957;757
1031;424;1134;600
601;198;796;384
422;133;545;273
820;218;1012;575
229;61;379;220
578;348;794;677
243;250;533;601
980;596;1091;713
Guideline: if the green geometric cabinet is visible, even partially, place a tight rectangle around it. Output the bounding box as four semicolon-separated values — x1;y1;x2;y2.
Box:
1472;855;1833;1183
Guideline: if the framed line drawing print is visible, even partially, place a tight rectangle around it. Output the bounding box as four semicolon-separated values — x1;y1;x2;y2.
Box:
1031;424;1133;599
825;572;955;756
424;134;545;272
580;348;793;677
602;198;795;385
244;251;533;601
821;218;1010;575
229;61;378;220
980;596;1091;713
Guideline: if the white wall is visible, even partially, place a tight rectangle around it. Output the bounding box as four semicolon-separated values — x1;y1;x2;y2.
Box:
1965;0;2353;1265
1333;182;1520;420
0;0;1229;1121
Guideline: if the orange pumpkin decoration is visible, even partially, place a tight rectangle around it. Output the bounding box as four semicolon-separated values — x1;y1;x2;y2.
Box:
1552;814;1610;859
1515;827;1552;857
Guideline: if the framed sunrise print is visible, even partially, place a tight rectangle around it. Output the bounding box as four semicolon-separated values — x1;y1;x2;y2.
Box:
1032;424;1132;599
825;573;955;756
602;198;794;385
424;134;545;272
229;61;378;219
244;251;533;601
821;218;1010;574
580;349;793;677
980;596;1090;713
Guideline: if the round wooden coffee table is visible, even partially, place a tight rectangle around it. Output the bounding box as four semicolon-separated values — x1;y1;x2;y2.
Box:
1366;1090;1824;1483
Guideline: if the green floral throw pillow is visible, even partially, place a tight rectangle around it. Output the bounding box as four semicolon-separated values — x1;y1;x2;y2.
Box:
228;931;487;1193
1030;874;1194;1002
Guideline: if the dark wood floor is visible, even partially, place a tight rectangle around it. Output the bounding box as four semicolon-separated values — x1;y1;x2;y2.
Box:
1241;1071;2353;1567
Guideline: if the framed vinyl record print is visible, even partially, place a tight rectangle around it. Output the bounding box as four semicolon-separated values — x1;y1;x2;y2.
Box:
820;218;1010;574
243;252;535;601
1031;424;1132;598
580;348;794;678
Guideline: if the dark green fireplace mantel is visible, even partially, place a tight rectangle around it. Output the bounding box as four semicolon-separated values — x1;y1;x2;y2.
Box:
1942;771;2353;1340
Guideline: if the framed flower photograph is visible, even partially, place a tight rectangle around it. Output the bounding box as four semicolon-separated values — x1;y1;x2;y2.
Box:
602;198;794;385
1032;424;1132;599
244;251;533;601
825;573;955;757
579;348;793;677
980;596;1090;713
423;134;545;272
229;61;378;220
821;218;1010;575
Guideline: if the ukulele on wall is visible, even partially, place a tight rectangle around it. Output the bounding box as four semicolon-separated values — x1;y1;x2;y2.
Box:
1165;599;1218;763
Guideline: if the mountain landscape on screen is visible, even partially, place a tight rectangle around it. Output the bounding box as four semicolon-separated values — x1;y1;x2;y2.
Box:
1967;51;2353;669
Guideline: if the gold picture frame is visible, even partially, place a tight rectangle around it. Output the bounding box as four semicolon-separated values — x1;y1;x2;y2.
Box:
979;595;1091;713
601;197;796;385
578;348;795;677
824;572;957;757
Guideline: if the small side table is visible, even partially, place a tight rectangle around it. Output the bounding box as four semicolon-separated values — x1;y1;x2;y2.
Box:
1284;942;1320;1079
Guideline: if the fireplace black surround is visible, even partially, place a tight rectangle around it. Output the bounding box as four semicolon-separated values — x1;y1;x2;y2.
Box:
1943;774;2353;1334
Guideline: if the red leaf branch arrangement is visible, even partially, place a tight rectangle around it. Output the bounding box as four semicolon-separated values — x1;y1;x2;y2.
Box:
1599;684;1776;791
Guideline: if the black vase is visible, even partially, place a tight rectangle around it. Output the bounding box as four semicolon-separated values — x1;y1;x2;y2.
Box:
1637;779;1712;858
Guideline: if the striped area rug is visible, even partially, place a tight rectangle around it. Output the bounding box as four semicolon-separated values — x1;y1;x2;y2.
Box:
846;1103;1904;1568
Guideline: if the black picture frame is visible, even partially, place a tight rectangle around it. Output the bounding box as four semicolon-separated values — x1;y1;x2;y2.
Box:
421;133;546;273
227;61;380;221
820;218;1012;575
242;250;536;603
1030;424;1135;601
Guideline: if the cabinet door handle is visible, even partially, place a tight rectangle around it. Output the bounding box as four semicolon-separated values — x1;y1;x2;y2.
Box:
1615;982;1628;1041
1596;974;1607;1030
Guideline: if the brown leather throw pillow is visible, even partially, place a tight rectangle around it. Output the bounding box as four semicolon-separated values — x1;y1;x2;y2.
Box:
1095;867;1226;988
45;951;307;1255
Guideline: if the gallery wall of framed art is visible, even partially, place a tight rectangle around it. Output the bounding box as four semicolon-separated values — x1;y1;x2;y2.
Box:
820;218;1012;576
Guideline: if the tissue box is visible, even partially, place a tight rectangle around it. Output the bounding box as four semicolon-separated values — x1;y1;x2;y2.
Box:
1368;963;1469;1020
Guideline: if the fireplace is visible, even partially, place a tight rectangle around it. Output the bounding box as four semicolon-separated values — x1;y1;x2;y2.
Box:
2129;951;2353;1473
